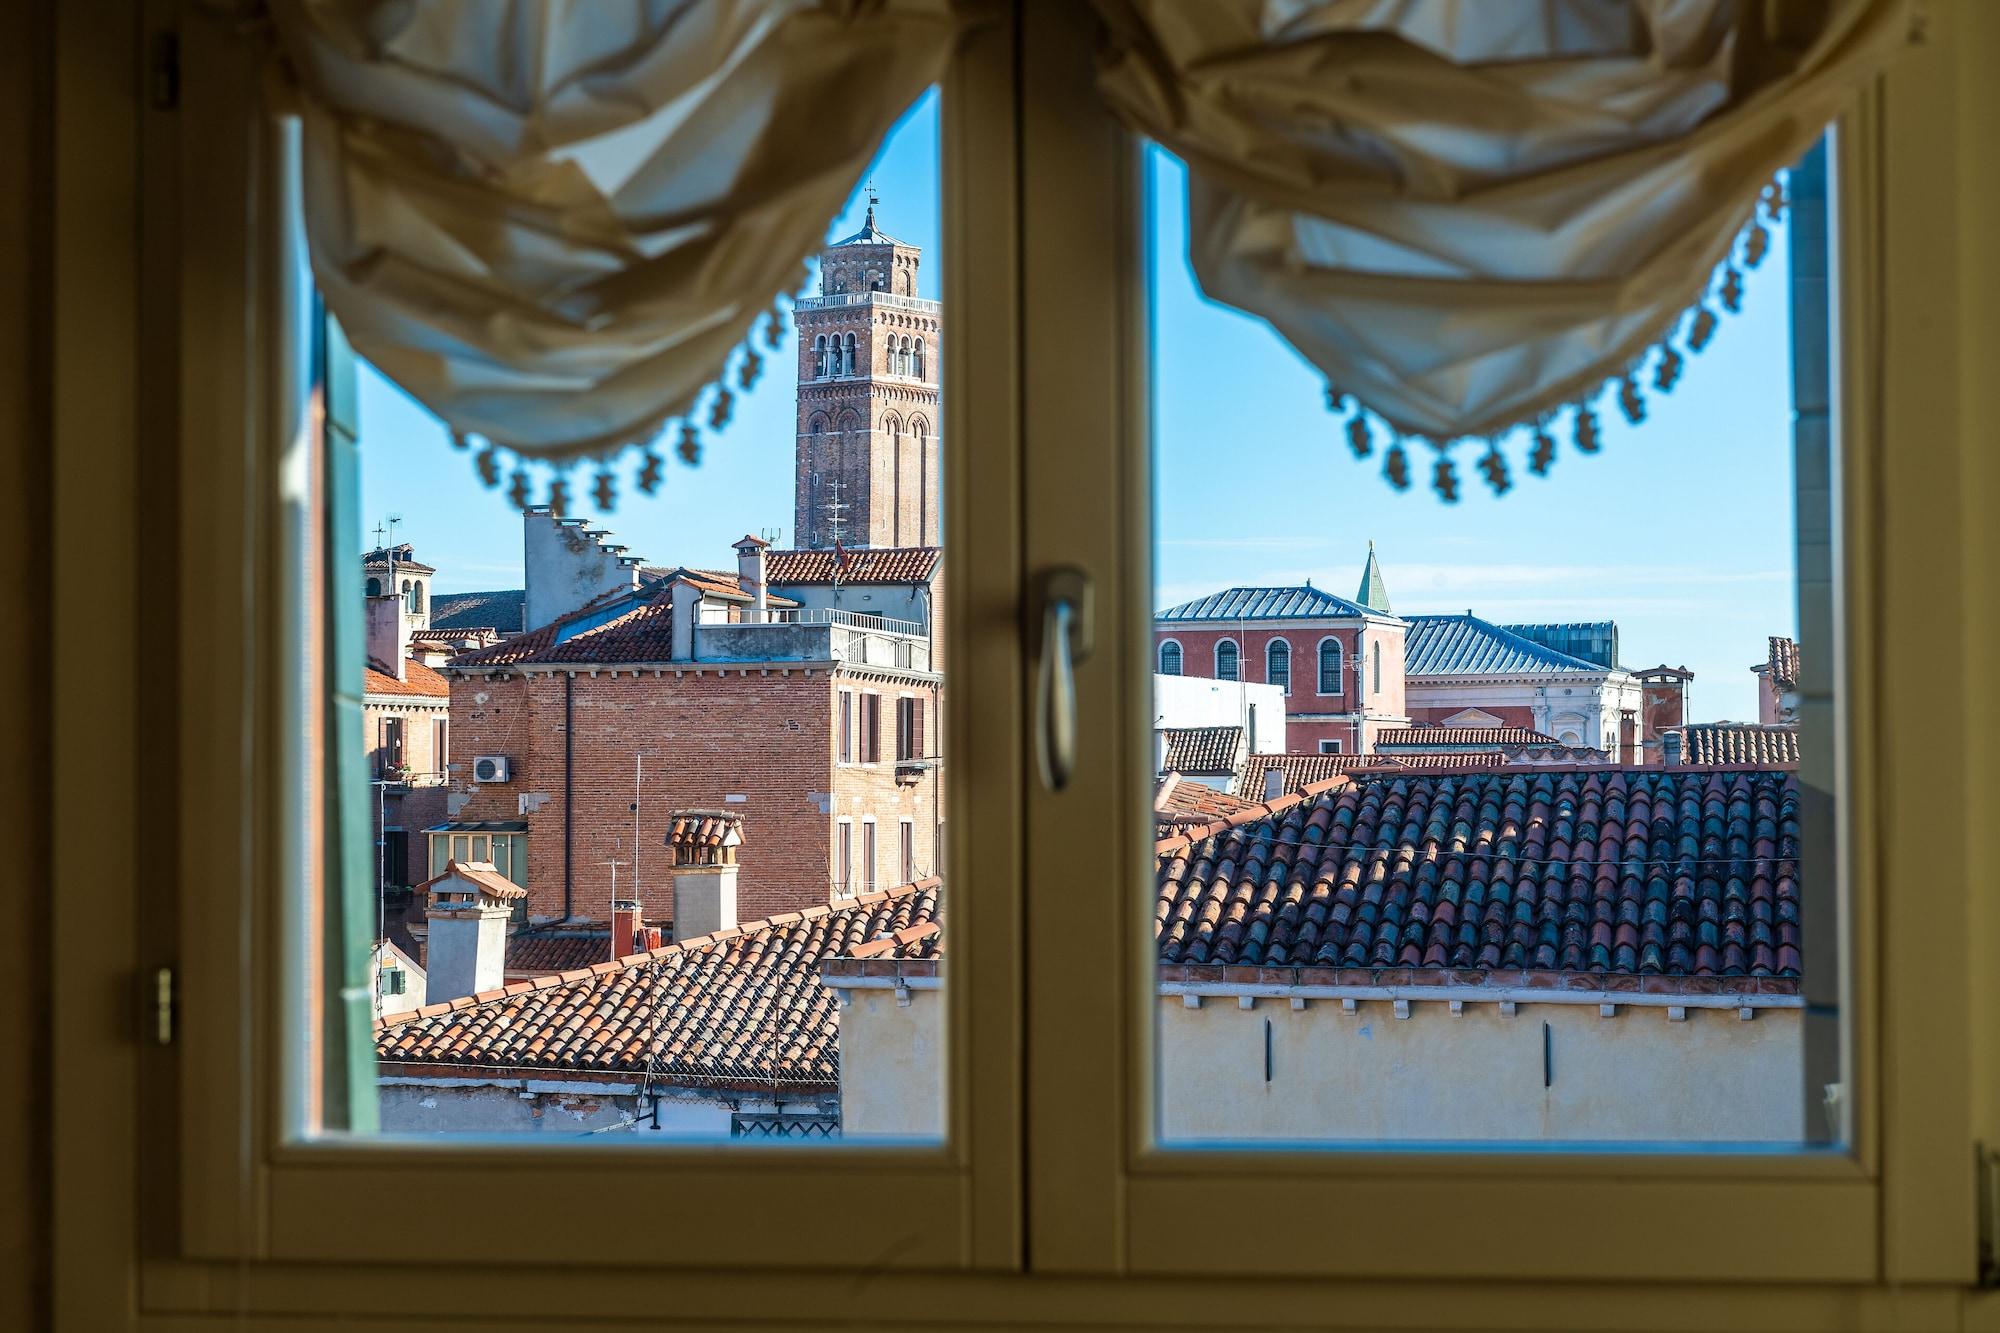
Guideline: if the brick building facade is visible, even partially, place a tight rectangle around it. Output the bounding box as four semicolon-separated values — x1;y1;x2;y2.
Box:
792;201;941;550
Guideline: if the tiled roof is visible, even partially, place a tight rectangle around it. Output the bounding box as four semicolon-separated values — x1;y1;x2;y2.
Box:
1234;753;1394;797
1375;725;1559;748
763;547;940;585
1160;726;1244;774
1766;636;1801;691
847;920;942;961
418;860;527;901
506;931;614;975
1673;723;1800;766
364;544;437;575
363;658;451;699
668;811;743;848
1156;775;1259;834
448;589;676;668
430;589;526;634
1157;769;1801;977
1157;585;1372;623
1404;614;1607;677
378;880;941;1087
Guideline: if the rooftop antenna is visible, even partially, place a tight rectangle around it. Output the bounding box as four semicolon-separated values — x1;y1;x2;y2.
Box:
759;526;785;547
865;181;879;223
822;475;848;550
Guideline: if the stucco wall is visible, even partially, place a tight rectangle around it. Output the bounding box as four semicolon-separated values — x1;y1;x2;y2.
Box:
1152;673;1288;757
837;985;945;1139
1157;995;1804;1144
378;1079;804;1138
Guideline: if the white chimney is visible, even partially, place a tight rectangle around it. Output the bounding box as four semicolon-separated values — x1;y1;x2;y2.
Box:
1154;728;1170;777
669;579;700;660
1662;730;1683;766
366;594;408;680
734;535;770;619
1264;766;1286;802
422;861;524;1003
666;811;743;940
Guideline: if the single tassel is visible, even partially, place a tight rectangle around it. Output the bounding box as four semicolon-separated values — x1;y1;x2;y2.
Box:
1324;384;1351;414
448;429;474;451
1616;374;1646;426
1383;440;1410;490
474;445;501;488
1720;266;1745;314
548;476;569;518
507;467;532;511
764;308;786;348
1654;346;1684;394
739;348;763;391
1574;405;1602;454
593;467;616;513
1479;445;1509;495
708;386;734;431
677;422;701;466
1689;305;1719;352
1432;456;1460;503
636;449;665;495
1763;178;1787;221
1743;222;1770;268
1346;414;1372;459
1529;426;1556;476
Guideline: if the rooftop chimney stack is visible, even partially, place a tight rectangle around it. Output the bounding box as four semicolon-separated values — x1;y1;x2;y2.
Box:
611;898;642;961
1264;766;1286;802
666;812;743;940
1662;731;1683;766
366;593;409;681
734;535;770;619
1154;728;1169;777
422;861;526;1003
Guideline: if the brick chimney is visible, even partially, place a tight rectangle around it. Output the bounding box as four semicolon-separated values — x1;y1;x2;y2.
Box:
423;861;525;1003
366;593;408;680
666;811;743;940
734;534;770;619
611;898;642;961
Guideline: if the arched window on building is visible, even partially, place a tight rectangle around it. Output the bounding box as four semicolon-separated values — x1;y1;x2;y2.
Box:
842;332;856;376
813;335;827;378
1159;641;1183;676
902;336;915;375
1318;638;1344;694
1215;639;1239;681
1266;638;1291;694
365;577;381;598
1372;642;1381;693
913;336;925;380
408;581;424;614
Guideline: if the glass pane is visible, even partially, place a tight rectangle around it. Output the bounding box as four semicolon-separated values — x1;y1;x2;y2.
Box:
1147;138;1842;1148
313;91;948;1142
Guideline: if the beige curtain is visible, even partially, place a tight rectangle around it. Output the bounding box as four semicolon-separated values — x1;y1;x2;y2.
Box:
272;0;962;470
1093;0;1912;476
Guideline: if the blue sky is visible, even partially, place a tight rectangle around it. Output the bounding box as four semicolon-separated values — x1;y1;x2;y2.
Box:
363;90;1796;722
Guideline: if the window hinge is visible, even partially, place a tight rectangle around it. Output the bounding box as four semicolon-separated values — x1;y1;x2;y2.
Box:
1979;1142;2000;1288
149;31;179;111
150;966;176;1046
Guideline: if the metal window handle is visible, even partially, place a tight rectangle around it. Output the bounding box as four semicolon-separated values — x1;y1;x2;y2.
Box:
1034;567;1094;792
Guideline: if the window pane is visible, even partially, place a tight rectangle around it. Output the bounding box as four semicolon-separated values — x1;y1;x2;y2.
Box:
1148;139;1841;1148
324;91;948;1143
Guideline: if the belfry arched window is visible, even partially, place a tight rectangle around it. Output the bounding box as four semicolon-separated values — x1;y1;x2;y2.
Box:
813;335;828;378
913;337;925;380
409;581;424;614
1372;642;1382;693
1215;639;1239;681
1266;638;1291;694
1159;641;1182;675
1318;638;1343;694
366;577;381;598
841;333;856;375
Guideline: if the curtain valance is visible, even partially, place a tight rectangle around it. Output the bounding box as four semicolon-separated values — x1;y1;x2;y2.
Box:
272;0;962;500
1091;0;1912;495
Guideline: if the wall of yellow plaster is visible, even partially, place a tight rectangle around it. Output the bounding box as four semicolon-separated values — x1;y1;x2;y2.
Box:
1157;997;1805;1144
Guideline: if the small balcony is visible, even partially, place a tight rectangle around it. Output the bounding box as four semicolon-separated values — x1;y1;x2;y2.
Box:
695;608;933;672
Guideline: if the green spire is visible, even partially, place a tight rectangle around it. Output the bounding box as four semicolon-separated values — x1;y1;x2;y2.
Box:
1355;540;1391;613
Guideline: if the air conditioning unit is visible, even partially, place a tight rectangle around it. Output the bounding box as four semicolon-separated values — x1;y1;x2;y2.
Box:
473;755;511;783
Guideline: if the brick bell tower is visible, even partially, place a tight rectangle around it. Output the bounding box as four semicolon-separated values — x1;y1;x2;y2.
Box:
793;196;941;549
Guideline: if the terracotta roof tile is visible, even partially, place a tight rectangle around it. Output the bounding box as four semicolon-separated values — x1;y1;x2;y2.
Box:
363;658;451;698
1374;725;1558;748
1158;769;1800;978
1766;636;1801;691
1673;723;1800;766
1160;726;1244;773
417;860;528;901
763;547;940;585
378;879;942;1087
449;588;676;668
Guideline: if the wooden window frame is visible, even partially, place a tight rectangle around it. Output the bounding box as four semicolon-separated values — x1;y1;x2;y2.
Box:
43;0;2000;1325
